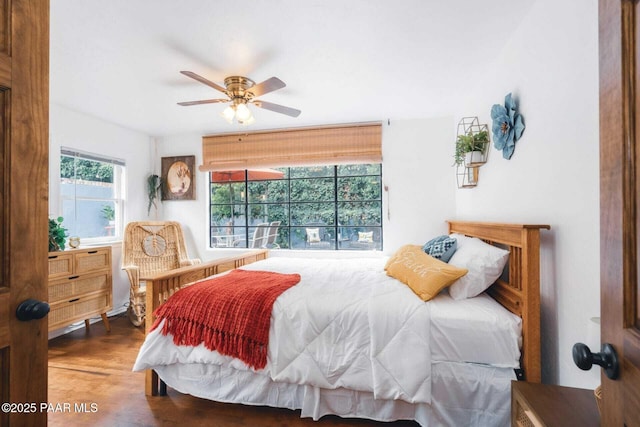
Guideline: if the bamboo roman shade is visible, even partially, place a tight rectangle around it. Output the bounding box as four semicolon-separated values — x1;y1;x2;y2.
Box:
199;122;382;171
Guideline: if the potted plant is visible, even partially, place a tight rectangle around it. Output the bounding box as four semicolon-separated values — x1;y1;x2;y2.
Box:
454;130;489;167
49;216;68;251
101;205;115;225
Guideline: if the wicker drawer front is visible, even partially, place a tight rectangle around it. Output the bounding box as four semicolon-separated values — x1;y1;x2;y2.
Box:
513;398;543;427
75;249;111;274
48;273;110;304
48;253;73;280
48;291;112;330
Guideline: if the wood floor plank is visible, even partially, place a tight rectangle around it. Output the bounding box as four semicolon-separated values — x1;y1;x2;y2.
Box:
48;315;418;427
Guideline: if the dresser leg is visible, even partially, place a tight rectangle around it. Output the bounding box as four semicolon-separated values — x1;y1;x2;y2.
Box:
84;319;90;330
101;313;111;332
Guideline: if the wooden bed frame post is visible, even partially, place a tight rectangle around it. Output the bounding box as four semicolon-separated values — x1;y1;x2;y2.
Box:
142;249;269;396
520;226;542;383
447;221;549;383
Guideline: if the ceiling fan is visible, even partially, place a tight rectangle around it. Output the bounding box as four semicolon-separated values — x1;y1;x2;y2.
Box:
177;71;301;124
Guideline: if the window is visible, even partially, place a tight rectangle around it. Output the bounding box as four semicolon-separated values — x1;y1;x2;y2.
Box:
60;149;125;242
209;164;382;250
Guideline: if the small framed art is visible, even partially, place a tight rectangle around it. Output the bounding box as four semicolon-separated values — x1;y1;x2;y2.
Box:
161;155;195;200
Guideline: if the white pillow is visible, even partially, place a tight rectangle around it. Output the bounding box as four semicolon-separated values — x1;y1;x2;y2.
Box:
447;234;509;300
306;228;321;243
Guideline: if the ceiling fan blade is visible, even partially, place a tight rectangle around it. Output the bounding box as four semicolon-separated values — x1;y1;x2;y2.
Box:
249;77;286;97
180;71;227;93
253;100;301;117
177;99;229;106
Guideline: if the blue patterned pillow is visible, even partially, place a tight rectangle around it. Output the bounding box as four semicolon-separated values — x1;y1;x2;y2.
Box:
422;235;457;263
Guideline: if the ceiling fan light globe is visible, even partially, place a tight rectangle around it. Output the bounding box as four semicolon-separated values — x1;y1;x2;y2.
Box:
241;115;256;125
221;106;235;123
235;103;252;121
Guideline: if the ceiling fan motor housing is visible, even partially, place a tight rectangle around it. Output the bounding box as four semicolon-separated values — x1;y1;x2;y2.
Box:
224;76;256;101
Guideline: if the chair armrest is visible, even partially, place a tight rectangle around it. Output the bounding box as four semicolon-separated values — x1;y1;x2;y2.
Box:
180;258;201;267
122;265;140;289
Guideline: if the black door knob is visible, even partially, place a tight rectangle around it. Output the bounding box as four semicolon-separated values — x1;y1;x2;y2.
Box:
572;342;619;380
16;299;50;321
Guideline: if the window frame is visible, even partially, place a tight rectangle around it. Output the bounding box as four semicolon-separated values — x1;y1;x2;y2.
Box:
209;164;383;251
59;148;126;245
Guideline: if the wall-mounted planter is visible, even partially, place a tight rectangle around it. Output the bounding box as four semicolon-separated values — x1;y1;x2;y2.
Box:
456;164;479;189
464;150;485;167
454;116;490;188
455;116;490;168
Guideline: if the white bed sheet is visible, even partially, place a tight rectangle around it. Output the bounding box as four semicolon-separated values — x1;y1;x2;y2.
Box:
429;291;521;367
153;360;514;427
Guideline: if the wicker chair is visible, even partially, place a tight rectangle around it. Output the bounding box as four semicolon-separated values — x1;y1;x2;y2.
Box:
122;221;201;326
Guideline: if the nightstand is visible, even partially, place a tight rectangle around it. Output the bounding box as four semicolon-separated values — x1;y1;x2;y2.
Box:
511;381;600;426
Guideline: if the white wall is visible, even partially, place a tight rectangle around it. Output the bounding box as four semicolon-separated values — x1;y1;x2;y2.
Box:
155;118;456;261
454;0;600;388
49;104;154;335
381;118;456;251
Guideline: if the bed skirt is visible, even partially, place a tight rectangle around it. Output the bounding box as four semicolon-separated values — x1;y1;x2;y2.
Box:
154;360;514;427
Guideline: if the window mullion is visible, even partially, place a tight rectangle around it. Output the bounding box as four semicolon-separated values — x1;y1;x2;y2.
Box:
333;166;339;250
244;172;249;246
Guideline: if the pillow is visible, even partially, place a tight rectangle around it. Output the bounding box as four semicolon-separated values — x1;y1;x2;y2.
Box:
385;245;468;301
447;235;509;300
422;235;457;262
358;231;374;243
306;228;321;243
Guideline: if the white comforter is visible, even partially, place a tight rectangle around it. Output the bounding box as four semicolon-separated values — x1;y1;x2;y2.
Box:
133;257;432;404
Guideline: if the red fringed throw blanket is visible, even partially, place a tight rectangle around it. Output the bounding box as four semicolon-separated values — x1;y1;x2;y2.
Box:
150;269;301;370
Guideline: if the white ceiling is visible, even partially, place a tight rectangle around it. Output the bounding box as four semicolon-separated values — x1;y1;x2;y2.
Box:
50;0;535;137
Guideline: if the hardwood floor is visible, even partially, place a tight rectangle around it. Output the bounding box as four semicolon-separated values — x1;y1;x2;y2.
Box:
48;314;419;427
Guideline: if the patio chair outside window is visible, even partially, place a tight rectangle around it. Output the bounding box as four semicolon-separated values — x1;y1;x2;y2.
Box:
250;223;269;248
264;221;281;248
305;223;331;249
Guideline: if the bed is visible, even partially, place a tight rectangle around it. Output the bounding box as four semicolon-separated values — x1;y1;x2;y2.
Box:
133;221;549;426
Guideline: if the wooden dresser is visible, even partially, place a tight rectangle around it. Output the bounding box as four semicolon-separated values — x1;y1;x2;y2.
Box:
511;381;600;427
47;246;113;332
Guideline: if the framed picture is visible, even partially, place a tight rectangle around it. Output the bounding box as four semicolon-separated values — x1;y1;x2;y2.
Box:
161;155;195;200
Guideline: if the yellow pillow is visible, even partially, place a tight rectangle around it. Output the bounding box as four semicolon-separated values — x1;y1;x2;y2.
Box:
385;245;468;301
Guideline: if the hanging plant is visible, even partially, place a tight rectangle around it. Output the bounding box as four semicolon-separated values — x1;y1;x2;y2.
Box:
491;93;525;159
453;130;489;166
49;216;68;252
147;174;162;215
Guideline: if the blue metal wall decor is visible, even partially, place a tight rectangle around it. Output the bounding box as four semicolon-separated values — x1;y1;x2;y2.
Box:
491;93;525;159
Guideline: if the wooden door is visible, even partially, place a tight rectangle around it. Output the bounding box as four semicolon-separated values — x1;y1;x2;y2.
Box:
600;0;640;425
0;1;50;426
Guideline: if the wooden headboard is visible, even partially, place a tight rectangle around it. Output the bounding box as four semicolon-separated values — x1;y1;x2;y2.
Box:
447;221;550;383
